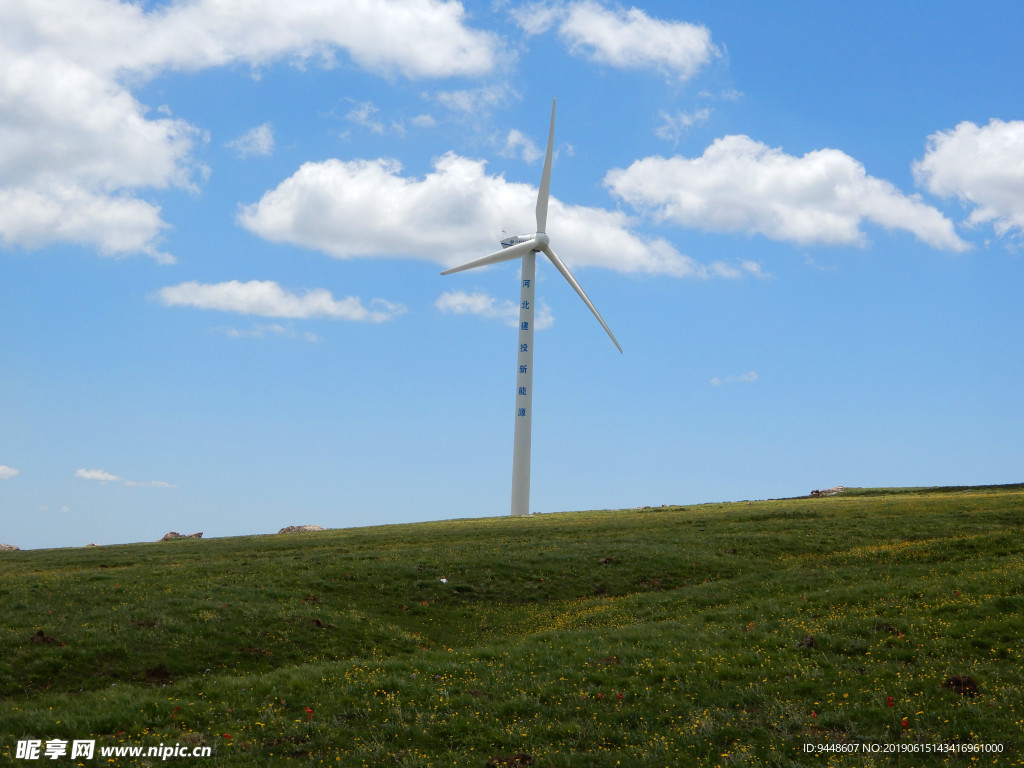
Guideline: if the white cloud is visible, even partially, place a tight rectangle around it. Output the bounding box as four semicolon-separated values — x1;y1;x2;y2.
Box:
433;84;517;116
239;152;745;278
18;0;497;83
501;129;543;163
710;371;757;386
803;256;838;272
0;184;175;262
0;0;498;260
75;468;175;487
0;44;194;262
508;2;564;35
605;135;970;252
913;119;1024;239
435;289;554;330
157;280;406;322
219;322;320;342
654;108;711;144
0;465;19;480
700;88;743;102
137;0;498;79
75;468;122;483
345;102;385;134
513;1;719;81
227;123;274;157
729;260;769;280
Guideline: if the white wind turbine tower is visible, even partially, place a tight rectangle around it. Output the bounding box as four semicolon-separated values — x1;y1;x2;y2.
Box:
442;99;621;516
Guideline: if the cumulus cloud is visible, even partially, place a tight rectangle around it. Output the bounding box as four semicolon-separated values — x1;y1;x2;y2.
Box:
435;289;554;330
157;280;406;322
0;0;498;260
239;152;749;278
0;465;19;480
227;123;275;157
0;42;195;262
605;135;970;252
710;371;758;386
132;0;498;79
512;1;719;81
913;119;1024;239
0;184;175;262
75;468;175;487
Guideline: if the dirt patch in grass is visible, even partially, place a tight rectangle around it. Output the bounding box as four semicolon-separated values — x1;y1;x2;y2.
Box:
942;675;980;697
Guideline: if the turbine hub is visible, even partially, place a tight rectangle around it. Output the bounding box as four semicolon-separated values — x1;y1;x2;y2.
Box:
534;232;550;249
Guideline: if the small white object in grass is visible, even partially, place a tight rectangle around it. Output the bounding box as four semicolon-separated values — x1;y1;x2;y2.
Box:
440;578;447;584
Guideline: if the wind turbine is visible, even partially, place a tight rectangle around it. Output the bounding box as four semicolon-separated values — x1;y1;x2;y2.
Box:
441;98;621;516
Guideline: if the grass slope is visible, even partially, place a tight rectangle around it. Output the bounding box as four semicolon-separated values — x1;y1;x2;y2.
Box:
1;486;1022;766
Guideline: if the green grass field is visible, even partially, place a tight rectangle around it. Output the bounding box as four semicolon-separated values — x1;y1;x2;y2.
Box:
1;485;1022;766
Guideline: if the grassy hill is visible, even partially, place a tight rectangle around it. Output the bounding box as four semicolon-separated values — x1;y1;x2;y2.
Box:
1;486;1022;766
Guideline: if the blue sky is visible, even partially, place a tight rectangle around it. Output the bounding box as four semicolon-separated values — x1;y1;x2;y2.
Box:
2;1;1022;550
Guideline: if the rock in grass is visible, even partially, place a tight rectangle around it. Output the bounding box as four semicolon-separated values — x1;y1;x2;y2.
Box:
810;485;846;497
277;525;325;534
160;531;203;541
0;543;19;551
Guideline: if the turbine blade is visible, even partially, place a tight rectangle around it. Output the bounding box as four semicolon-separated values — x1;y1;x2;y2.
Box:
440;238;539;275
543;246;622;353
535;98;556;234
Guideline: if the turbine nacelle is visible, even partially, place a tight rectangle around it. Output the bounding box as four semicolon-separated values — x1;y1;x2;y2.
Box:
500;233;533;249
500;232;549;250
